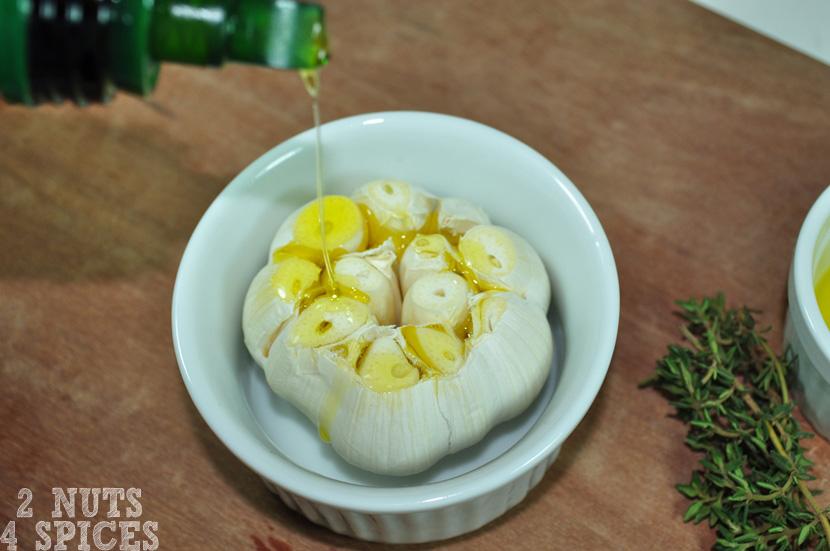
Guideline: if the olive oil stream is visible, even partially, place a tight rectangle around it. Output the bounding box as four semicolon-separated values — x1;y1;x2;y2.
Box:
299;69;335;290
299;68;341;443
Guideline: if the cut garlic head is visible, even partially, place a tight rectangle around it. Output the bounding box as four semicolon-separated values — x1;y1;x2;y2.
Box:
270;195;368;263
458;224;551;310
353;180;436;253
243;183;555;476
401;271;472;330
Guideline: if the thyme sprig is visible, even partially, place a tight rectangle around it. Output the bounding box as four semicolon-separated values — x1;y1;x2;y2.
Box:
642;294;830;550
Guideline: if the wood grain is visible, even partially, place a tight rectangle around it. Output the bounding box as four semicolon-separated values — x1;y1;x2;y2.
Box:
2;0;830;549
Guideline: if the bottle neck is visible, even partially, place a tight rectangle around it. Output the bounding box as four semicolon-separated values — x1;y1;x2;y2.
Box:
151;0;328;69
150;1;232;66
0;0;327;106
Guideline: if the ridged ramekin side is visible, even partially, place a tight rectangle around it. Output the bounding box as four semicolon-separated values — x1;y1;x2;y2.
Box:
262;448;560;544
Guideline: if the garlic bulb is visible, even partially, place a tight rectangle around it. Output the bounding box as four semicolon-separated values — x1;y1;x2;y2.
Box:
458;224;551;310
242;181;554;476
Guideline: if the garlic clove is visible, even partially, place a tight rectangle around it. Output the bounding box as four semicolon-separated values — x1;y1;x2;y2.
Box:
290;295;373;349
466;290;511;343
401;271;472;330
352;180;436;252
242;257;322;365
436;292;553;453
398;233;457;295
458;224;550;310
357;334;420;392
269;195;368;263
399;325;464;377
436;197;491;241
334;240;401;325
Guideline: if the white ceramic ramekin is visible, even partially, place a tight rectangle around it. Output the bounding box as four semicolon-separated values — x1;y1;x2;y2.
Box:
786;186;830;439
172;112;619;543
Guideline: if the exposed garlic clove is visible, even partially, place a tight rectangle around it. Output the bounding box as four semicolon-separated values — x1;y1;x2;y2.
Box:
269;195;368;263
398;233;456;295
352;180;436;252
436;292;553;453
458;224;550;310
242;257;322;365
290;295;373;349
357;333;420;392
436;197;491;241
466;290;511;343
401;271;472;330
399;325;464;377
334;240;401;325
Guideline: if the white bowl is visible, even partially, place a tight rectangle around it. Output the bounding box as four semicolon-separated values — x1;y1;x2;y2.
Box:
786;185;830;439
172;111;619;543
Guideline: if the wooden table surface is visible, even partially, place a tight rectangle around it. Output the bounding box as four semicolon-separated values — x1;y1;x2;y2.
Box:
3;1;830;549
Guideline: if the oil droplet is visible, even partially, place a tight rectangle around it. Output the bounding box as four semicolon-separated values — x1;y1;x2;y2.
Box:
318;375;349;443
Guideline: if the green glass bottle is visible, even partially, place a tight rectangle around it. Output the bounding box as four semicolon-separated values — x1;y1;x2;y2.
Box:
0;0;328;106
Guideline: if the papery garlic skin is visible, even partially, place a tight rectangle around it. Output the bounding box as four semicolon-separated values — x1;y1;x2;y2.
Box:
437;292;553;454
327;353;451;476
458;224;551;310
334;240;401;325
263;302;378;422
436;197;491;239
265;321;451;476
